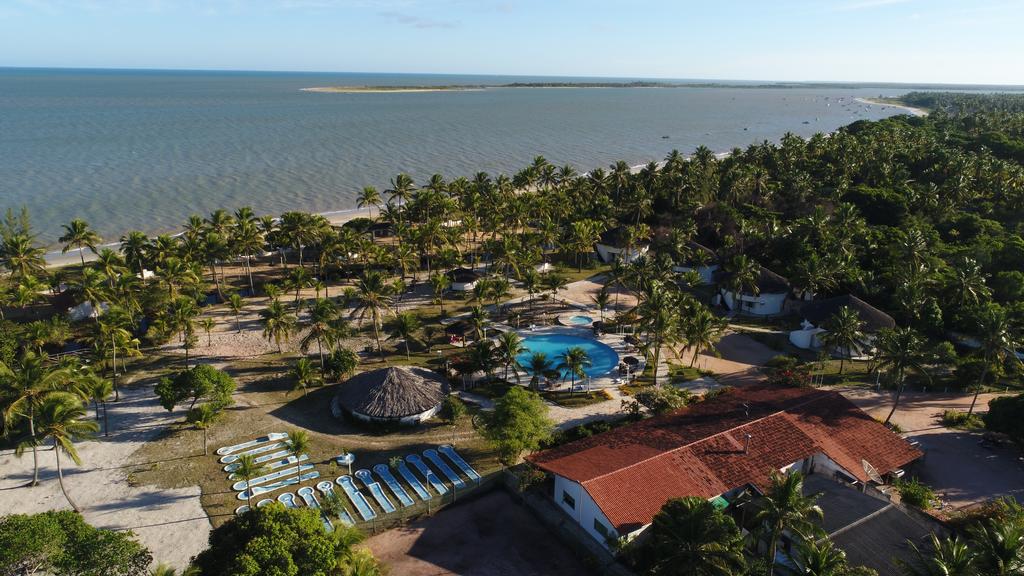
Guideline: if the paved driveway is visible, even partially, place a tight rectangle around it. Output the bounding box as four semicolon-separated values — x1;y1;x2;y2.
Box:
839;388;1024;508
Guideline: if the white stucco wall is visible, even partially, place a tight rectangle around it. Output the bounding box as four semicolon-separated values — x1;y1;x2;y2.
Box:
449;280;477;292
553;475;619;547
721;290;787;316
595;243;648;264
672;264;719;285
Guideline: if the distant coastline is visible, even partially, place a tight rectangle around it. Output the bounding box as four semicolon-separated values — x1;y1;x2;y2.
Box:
302;86;485;93
856;97;928;117
301;81;937;93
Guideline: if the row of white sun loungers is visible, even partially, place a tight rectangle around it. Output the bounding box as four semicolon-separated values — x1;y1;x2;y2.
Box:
228;440;482;527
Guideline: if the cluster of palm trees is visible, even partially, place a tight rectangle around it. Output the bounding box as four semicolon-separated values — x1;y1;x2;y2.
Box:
901;498;1024;576
0;352;107;512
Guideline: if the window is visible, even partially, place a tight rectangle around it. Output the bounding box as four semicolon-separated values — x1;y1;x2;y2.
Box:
593;518;609;538
561;491;576;509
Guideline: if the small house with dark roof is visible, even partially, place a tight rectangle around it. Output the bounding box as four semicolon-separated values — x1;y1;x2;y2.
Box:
332;366;450;425
671;241;719;284
714;266;791;316
790;294;896;358
445;267;483;291
528;385;921;550
595;226;649;264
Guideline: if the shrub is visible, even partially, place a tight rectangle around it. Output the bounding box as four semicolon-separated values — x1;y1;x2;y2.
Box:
766;367;812;388
764;355;800;370
895;477;935;509
955;358;1000;389
984;393;1024;443
941;409;983;429
155;364;236;413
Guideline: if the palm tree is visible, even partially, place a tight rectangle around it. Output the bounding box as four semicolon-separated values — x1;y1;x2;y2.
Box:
525;352;556;391
645;497;747;576
59;218;101;267
873;327;931;424
28;394;98;512
429;273;451;317
81;371;113;436
189;404;217;456
2;233;47;279
819;306;867;374
1;353;71;486
233;454;266;510
722;255;761;308
95;248;125;289
637;283;679;387
300;298;343;370
227;293;244;333
494;331;526;384
468;305;489;342
350;271;394;361
755;471;824;576
968;519;1024;576
156;257;199;300
683;308;726;368
592;286;611;321
900;534;974;576
386;312;422;361
286;266;314;304
284;429;311;485
558;346;591;395
788;538;850;576
289;357;321;397
968;308;1022;416
70;268;108;322
118;228;149;276
198;317;215;347
232;218;264;296
260;298;297;354
357;186;382;217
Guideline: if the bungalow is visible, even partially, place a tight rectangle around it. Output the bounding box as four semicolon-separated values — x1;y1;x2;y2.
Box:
671;241;719;285
445;267;483;291
715;266;791;316
595;226;649;264
528;385;921;549
789;294;896;358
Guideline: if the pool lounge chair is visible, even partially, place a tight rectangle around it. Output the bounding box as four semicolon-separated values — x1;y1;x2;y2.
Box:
216;432;287;456
396;460;433;501
372;464;414;508
424;449;465;489
438;445;481;482
277;492;300;509
237;470;319;501
354;469;396;514
316;481;354;526
297;486;334;533
335;475;377;521
406;454;448;496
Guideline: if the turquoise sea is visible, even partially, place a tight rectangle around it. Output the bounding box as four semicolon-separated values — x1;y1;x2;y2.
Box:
0;68;913;244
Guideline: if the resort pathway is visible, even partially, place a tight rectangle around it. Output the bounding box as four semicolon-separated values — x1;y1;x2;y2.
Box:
0;382;210;570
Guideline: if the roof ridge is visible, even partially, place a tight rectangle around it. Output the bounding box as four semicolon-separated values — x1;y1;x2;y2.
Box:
580;391;829;487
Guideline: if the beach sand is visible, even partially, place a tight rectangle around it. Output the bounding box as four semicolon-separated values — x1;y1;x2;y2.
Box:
856;97;928;117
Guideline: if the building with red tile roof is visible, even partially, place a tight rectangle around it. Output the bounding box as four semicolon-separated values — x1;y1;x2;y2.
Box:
528;385;922;547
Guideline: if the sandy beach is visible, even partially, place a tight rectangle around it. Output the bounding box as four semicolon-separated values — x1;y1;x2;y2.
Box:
856;97;928;117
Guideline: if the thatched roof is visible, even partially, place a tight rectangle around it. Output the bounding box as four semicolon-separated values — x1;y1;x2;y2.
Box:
715;266;790;294
446;267;482;283
335;366;450;419
800;294;896;332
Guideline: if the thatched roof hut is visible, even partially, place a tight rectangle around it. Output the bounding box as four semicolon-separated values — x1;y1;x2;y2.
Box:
333;366;450;425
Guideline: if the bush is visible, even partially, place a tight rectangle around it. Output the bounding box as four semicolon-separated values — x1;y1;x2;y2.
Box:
941;409;984;429
764;355;800;370
155;364;236;413
991;271;1024;303
766;367;812;388
0;511;152;576
895;477;935;509
984;393;1024;443
954;358;1000;389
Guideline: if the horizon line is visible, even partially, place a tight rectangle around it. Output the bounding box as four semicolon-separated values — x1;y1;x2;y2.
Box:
3;65;1024;90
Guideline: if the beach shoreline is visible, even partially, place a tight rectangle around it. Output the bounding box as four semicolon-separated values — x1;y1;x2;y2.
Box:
301;86;485;93
856;97;928;117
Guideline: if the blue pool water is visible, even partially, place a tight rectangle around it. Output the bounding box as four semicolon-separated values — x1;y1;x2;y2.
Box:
517;334;619;378
567;315;594;326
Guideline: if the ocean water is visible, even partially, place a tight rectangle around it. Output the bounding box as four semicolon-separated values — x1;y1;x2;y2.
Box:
0;68;910;244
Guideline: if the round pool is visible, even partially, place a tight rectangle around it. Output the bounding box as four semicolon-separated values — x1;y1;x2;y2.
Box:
517;333;619;378
568;315;594;325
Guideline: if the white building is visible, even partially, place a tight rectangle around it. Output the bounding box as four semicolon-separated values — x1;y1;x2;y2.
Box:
671;241;719;285
715;266;791;316
788;294;896;358
594;226;649;264
529;386;921;549
445;267;483;292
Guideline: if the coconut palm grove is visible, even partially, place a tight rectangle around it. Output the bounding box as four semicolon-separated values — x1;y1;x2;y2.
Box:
3;92;1024;575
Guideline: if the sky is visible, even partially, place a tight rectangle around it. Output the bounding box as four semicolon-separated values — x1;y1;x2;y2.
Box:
0;0;1022;85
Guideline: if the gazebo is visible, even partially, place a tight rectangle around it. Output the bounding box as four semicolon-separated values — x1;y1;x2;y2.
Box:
333;366;450;425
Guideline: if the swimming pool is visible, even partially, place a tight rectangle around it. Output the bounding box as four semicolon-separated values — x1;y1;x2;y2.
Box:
567;315;594;325
517;333;619;378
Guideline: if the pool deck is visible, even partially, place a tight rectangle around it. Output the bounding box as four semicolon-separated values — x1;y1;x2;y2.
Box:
503;325;638;391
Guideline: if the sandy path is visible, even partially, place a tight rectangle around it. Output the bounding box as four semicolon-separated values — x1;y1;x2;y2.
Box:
0;383;210;570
